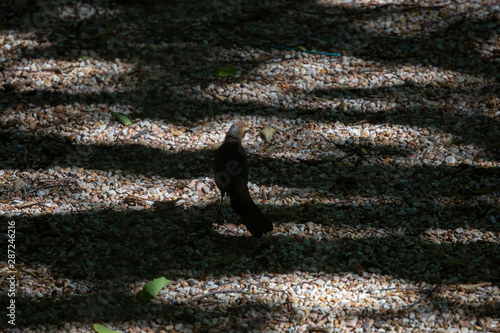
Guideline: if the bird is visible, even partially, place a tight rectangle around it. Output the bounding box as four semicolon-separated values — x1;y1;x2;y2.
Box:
214;121;273;237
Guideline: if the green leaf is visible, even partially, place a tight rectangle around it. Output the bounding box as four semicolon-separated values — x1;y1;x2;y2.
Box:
92;324;121;333
361;148;369;155
90;29;112;39
111;112;132;126
217;64;236;77
295;46;307;52
261;126;276;143
139;277;171;301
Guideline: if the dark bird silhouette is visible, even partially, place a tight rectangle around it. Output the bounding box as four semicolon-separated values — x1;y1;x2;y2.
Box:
214;121;273;237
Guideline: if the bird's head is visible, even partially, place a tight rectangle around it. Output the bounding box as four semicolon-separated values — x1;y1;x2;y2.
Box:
225;121;249;141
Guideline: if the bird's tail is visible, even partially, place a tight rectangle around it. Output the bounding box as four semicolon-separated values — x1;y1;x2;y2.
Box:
229;191;273;237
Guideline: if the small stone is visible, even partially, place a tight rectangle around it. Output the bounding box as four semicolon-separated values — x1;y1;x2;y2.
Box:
446;156;457;164
315;279;325;286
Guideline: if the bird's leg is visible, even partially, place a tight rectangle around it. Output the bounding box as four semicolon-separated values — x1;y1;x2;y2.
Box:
215;193;226;229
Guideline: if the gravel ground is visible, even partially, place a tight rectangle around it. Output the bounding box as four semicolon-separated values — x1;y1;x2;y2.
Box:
1;0;499;332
